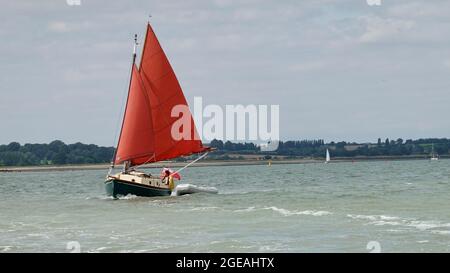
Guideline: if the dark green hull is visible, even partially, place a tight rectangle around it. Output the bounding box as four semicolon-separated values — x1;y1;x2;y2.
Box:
105;179;171;198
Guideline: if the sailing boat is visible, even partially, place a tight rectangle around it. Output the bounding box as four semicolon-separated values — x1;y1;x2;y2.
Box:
105;23;210;198
430;144;439;161
325;149;331;163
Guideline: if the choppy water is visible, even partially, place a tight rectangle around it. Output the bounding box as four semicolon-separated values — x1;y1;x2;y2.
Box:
0;160;449;253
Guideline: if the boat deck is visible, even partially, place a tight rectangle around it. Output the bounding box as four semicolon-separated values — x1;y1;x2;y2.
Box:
107;171;170;190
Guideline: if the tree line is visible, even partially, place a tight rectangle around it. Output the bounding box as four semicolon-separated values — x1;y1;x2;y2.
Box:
0;138;449;166
0;141;114;166
208;138;450;158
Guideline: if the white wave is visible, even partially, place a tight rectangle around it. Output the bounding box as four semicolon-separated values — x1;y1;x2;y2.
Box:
347;214;399;221
347;214;377;221
386;229;405;233
380;215;401;221
134;249;153;253
431;230;450;235
233;206;331;216
408;221;441;231
189;206;220;211
175;206;222;213
264;206;331;217
407;221;450;231
27;233;50;239
96;247;109;251
116;194;139;200
0;246;12;252
258;245;284;252
234;207;256;213
371;220;402;226
87;246;110;253
300;210;332;216
87;194;137;200
348;214;450;234
85;195;115;200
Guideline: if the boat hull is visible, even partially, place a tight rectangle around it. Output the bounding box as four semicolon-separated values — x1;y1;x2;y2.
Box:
105;179;171;198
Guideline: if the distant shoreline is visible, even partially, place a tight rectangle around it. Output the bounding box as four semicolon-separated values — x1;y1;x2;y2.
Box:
0;155;442;173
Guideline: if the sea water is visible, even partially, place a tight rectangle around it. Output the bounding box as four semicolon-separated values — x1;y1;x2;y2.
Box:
0;160;449;252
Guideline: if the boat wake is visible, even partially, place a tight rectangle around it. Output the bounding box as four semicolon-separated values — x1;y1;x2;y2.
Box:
115;194;140;200
86;194;139;200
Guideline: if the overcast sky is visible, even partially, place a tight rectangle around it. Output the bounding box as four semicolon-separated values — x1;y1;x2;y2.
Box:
1;0;449;146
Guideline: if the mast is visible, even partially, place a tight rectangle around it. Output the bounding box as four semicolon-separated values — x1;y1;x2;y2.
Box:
110;34;139;171
431;143;438;159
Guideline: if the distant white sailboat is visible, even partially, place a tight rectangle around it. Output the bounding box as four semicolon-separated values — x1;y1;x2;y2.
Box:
325;149;331;163
430;144;439;161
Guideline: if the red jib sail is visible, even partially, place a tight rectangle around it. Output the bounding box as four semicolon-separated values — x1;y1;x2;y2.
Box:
115;24;209;166
115;64;155;166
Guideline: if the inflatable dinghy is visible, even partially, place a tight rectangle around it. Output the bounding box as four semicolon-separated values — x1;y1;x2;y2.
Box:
172;184;218;196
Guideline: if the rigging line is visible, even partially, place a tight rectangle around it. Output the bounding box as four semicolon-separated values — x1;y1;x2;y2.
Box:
109;64;134;170
133;153;156;170
108;68;132;176
172;152;209;175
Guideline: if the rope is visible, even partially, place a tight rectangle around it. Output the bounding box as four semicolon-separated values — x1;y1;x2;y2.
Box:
131;154;156;170
172;152;209;175
116;152;208;175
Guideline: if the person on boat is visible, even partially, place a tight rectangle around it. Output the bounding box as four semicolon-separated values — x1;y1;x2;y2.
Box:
159;167;169;183
163;169;171;182
160;167;181;184
123;161;131;173
122;160;136;174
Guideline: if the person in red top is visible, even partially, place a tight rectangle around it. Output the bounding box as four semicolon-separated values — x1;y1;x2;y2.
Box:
160;167;181;183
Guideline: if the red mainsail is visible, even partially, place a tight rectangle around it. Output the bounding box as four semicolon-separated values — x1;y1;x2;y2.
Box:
138;24;208;163
114;24;209;166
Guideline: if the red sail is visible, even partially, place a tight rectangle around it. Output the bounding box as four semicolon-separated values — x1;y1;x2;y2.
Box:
114;64;155;165
138;24;209;162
